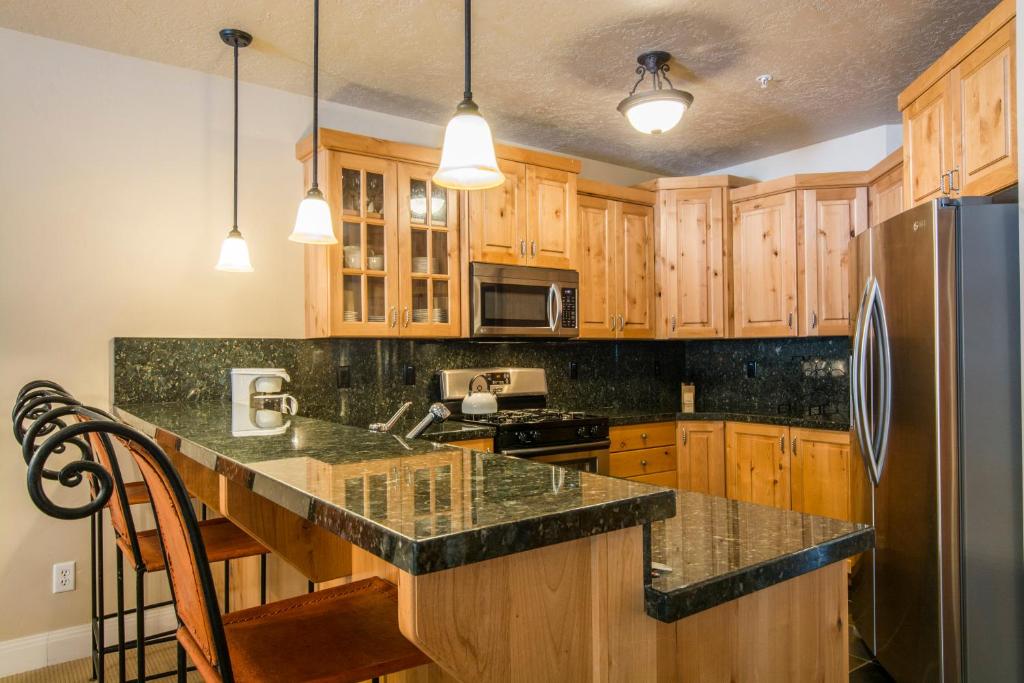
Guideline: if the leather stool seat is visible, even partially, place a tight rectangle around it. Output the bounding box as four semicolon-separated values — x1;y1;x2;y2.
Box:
123;480;150;506
117;517;268;572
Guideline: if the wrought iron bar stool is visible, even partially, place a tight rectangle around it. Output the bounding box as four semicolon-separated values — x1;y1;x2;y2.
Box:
71;413;432;682
16;388;271;683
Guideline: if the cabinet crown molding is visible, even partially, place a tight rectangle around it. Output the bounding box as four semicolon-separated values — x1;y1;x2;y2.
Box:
577;178;655;206
728;172;869;203
635;175;755;192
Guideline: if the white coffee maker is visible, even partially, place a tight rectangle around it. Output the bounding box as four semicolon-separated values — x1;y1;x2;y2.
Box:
230;368;299;437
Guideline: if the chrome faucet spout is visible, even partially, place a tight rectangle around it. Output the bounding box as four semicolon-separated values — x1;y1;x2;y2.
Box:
369;401;413;433
405;403;451;440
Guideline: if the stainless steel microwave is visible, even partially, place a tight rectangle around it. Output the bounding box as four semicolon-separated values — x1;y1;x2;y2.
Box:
470;263;578;338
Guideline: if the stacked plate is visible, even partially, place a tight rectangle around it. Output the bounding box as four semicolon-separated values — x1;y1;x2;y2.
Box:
343;311;359;322
411;257;440;274
412;309;448;324
367;314;386;323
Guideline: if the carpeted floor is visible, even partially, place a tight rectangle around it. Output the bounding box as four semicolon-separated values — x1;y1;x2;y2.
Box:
0;641;201;683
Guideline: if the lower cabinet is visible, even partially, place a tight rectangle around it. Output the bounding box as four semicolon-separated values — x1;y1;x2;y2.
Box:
724;422;792;509
676;420;726;496
608;422;677;485
789;427;851;520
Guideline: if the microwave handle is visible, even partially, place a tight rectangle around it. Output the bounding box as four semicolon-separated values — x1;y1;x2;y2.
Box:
548;284;562;331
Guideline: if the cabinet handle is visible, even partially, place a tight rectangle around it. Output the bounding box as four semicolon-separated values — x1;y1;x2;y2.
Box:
940;172;949;195
779;435;785;453
389;306;397;328
792;437;798;455
520;239;527;256
810;311;818;329
680;428;687;445
403;307;410;327
617;314;624;331
787;312;793;329
640;459;648;467
530;240;537;257
951;166;960;193
671;314;677;332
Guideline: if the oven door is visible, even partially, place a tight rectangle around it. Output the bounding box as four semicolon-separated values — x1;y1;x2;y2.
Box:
471;262;578;338
499;440;610;475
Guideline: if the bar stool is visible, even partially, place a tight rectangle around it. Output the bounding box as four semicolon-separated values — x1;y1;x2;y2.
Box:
17;392;271;683
95;415;432;682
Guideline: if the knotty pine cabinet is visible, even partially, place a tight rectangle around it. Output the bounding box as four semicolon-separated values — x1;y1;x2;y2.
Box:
900;0;1016;207
867;149;904;229
725;421;792;509
676;420;726;496
577;181;656;339
608;422;677;486
789;428;851;521
466;161;577;269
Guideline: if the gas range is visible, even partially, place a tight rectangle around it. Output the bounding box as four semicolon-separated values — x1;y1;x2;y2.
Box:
459;408;609;452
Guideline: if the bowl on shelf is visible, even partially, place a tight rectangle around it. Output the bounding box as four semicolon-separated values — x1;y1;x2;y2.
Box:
343;246;361;269
367;255;384;270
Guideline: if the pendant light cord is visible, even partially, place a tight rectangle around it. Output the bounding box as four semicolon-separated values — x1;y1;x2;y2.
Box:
463;0;472;101
233;43;239;230
311;0;320;190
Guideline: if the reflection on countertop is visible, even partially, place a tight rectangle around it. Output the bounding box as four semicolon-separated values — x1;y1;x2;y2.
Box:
646;490;873;622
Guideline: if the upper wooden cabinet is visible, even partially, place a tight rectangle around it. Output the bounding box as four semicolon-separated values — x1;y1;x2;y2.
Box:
467;161;578;269
900;0;1016;205
576;180;656;339
731;191;799;338
867;149;904;228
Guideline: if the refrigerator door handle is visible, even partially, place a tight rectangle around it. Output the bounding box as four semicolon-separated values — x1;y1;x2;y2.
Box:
871;280;893;482
852;276;881;485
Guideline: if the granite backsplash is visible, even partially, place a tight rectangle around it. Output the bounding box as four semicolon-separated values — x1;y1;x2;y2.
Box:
113;336;849;428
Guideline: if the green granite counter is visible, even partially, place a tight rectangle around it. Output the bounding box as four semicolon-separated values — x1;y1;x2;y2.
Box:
590;407;850;432
113;402;676;575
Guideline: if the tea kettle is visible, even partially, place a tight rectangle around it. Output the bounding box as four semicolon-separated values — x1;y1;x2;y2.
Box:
461;374;498;415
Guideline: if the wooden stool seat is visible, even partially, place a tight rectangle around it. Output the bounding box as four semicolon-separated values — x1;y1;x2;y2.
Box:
179;577;429;683
124;480;150;506
117;517;268;572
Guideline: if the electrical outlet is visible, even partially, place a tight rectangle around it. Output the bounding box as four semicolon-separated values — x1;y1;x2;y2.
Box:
53;561;75;593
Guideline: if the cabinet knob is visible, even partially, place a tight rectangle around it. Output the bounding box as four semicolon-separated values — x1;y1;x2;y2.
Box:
640;460;648;467
641;432;648;440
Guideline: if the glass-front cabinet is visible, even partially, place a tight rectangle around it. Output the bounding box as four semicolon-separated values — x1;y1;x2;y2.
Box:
307;150;461;337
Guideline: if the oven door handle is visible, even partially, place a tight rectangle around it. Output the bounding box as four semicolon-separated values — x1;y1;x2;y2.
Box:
500;439;610;458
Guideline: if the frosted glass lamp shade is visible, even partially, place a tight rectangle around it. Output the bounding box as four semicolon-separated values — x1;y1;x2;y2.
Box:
433;101;504;190
617;89;693;135
289;187;336;244
215;229;253;272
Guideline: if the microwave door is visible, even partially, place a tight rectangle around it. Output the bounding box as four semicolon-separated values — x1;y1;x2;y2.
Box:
474;279;563;336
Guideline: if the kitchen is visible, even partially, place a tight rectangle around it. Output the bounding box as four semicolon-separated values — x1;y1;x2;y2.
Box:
1;1;1021;682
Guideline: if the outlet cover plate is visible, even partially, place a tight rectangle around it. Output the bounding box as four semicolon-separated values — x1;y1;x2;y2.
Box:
53;561;75;593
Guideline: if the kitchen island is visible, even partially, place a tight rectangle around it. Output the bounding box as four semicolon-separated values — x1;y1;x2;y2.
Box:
114;402;871;682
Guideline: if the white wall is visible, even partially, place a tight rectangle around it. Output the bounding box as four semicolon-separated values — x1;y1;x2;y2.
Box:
0;25;654;653
705;124;903;180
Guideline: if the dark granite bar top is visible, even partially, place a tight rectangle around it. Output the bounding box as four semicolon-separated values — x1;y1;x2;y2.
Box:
646;491;873;622
113;402;676;576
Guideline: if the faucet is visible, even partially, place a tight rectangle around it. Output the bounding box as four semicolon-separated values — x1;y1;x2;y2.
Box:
405;403;451;440
369;401;413;433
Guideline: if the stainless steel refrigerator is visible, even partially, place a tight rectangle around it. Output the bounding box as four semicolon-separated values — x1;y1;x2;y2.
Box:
849;197;1023;682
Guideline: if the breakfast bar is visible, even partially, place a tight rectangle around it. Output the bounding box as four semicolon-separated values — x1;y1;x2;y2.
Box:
113;402;871;682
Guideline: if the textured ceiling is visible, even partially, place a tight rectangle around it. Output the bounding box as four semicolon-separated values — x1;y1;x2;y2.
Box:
0;0;1001;175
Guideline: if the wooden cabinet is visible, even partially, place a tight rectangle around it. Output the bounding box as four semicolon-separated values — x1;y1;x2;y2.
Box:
731;192;798;338
467;161;577;268
798;187;867;336
790;428;851;522
608;422;676;485
867;149;904;228
725;422;791;509
676;421;726;496
900;1;1016;206
576;181;656;339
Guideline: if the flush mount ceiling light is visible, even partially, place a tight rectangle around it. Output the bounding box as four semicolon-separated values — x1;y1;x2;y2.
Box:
289;0;336;244
215;28;254;273
617;51;694;135
433;0;504;191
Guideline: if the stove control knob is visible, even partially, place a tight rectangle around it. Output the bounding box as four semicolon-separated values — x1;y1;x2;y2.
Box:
577;426;588;438
530;430;541;442
590;425;602;437
517;431;531;443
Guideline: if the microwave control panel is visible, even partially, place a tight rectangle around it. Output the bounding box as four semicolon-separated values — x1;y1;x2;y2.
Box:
561;288;577;329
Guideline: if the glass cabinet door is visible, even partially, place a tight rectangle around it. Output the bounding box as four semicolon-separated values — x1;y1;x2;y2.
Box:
397;163;460;336
329;152;399;335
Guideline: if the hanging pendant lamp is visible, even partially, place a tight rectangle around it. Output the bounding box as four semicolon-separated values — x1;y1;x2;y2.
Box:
215;28;255;272
290;0;336;244
433;0;504;191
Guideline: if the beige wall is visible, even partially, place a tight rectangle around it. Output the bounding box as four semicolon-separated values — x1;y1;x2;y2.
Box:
0;27;657;645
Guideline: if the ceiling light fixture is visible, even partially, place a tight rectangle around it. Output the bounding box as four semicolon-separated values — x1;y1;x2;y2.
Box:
289;0;336;244
215;28;254;273
433;0;504;191
617;51;693;135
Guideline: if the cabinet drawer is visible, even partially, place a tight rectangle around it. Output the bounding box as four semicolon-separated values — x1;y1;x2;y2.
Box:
609;422;675;451
609;446;676;478
626;470;678;488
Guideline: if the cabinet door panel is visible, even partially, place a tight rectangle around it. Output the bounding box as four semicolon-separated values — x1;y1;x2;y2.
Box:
790;428;851;521
661;188;725;338
617;202;656;339
731;192;798;338
526;166;576;269
577;195;616;338
467;159;527;264
952;20;1017;197
677;421;725;496
725;422;790;509
903;77;952;207
868;165;904;229
800;188;866;337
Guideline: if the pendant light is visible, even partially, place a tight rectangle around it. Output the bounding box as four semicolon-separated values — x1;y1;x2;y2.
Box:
215;28;255;272
617;51;694;135
289;0;336;244
433;0;504;191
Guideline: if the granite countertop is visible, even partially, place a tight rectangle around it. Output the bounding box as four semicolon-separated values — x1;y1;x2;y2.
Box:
645;491;873;622
592;407;850;432
113;402;676;575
